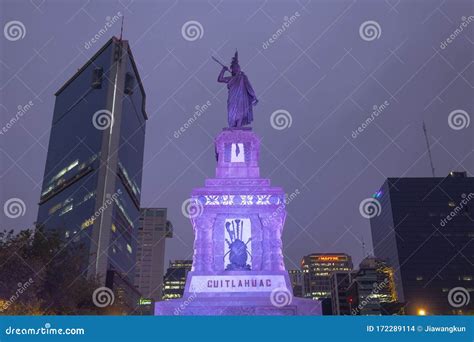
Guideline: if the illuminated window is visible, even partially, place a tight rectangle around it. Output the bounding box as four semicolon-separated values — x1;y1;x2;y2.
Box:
416;276;423;281
55;168;67;180
49;203;62;215
81;218;94;229
51;160;78;184
115;198;134;228
67;160;79;171
448;201;456;207
83;192;94;201
42;186;54;197
59;204;73;216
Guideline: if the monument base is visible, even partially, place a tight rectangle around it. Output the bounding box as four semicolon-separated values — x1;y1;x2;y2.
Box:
155;128;322;316
155;295;321;316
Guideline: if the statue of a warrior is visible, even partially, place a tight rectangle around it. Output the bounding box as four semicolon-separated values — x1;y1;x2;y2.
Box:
217;51;258;128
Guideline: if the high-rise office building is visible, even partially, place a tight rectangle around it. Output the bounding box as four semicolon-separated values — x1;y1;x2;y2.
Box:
370;172;474;315
330;272;353;315
36;37;147;311
162;260;193;300
135;208;173;302
288;269;305;298
301;253;353;299
348;257;398;315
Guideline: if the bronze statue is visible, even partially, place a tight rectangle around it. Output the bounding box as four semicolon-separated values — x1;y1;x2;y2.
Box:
214;51;258;128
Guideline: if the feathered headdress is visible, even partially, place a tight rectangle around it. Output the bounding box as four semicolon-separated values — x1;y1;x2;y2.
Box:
231;50;239;68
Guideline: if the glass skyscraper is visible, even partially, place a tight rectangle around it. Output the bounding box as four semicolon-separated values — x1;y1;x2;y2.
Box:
370;172;474;315
36;37;147;309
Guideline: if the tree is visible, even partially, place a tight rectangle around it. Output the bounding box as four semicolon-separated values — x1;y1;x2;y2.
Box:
0;228;126;315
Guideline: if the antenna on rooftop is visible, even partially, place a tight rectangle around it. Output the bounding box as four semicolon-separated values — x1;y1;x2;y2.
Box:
361;236;366;258
119;16;124;41
422;120;436;177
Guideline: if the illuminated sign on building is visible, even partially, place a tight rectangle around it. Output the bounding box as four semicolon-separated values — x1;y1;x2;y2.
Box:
139;298;152;305
318;256;343;262
188;275;286;293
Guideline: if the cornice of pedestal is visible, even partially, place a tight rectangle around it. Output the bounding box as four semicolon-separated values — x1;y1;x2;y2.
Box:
192;192;287;207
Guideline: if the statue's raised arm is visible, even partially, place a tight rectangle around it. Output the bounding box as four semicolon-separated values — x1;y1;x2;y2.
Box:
215;51;258;128
217;66;231;83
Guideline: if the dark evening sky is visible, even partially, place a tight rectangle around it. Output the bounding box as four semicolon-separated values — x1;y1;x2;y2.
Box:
1;0;473;270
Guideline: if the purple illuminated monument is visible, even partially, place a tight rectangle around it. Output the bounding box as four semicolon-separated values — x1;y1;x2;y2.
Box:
155;53;321;315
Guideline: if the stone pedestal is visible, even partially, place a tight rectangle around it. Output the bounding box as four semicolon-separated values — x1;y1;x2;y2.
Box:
155;128;321;315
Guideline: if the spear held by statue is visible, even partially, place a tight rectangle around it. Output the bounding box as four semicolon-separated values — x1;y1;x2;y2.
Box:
211;56;228;69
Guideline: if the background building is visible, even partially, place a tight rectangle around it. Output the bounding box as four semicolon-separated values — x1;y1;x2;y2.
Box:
348;257;399;315
288;269;305;298
330;272;353;315
301;253;353;300
36;37;147;311
370;172;474;315
162;260;193;300
135;208;173;302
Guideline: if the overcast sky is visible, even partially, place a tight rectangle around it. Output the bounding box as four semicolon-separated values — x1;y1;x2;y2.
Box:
1;0;473;270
